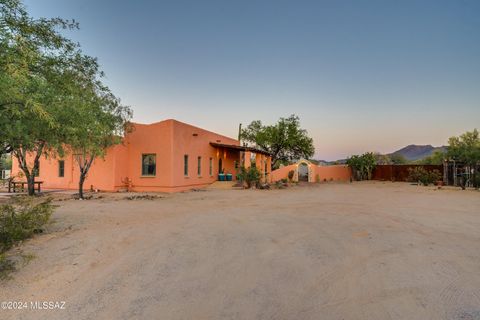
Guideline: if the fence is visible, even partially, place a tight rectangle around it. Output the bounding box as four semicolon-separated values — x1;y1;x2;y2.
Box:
372;165;443;182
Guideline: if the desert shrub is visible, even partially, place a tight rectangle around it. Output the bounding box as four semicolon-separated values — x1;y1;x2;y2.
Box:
346;152;377;181
0;198;53;253
408;167;441;186
237;166;261;188
0;253;15;280
287;170;295;182
474;174;480;189
429;170;442;184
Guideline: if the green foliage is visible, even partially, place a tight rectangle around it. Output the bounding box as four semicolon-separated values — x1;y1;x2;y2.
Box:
237;166;261;188
0;0;132;196
417;150;445;165
0;0;80;195
407;167;441;186
0;253;15;280
0;197;53;253
241;115;315;169
0;153;11;170
447;129;480;166
0;196;52;279
346;152;377;181
390;153;408;164
374;153;392;165
474;174;480;189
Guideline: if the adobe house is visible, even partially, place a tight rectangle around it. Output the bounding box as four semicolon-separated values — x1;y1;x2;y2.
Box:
11;119;272;193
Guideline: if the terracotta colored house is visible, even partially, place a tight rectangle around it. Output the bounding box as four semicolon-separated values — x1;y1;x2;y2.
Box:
11;119;272;193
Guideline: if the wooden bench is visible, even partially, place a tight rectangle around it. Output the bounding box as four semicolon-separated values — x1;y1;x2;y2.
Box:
8;181;44;193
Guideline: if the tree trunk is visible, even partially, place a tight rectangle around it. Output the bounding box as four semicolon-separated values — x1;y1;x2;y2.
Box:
77;154;95;200
27;174;35;196
79;174;85;199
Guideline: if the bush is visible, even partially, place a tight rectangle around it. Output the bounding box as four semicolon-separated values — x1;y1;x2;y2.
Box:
0;198;53;253
408;167;441;186
474;174;480;189
0;253;15;280
346;152;377;181
237;166;261;188
287;170;295;182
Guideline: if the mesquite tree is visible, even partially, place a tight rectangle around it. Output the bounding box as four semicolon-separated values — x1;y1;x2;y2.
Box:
1;0;131;197
0;0;78;195
447;129;480;188
241;115;314;169
60;59;131;199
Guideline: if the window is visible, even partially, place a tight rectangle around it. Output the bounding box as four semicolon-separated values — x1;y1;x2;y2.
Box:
209;158;213;176
184;155;189;176
142;154;156;176
58;160;65;177
234;160;239;169
197;156;202;176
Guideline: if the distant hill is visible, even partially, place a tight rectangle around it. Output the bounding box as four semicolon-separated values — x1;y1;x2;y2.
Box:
389;144;447;161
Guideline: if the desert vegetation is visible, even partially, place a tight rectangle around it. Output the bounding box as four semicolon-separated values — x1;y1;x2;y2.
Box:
346;152;377;181
240;115;314;169
0;197;53;279
0;0;132;198
237;166;261;188
407;167;441;186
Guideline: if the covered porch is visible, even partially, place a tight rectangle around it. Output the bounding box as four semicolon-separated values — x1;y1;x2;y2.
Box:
209;142;272;184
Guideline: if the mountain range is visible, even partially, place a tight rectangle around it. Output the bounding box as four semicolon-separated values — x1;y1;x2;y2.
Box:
321;144;448;164
389;144;447;161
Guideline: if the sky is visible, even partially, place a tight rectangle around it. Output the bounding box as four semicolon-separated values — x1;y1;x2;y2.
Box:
24;0;480;160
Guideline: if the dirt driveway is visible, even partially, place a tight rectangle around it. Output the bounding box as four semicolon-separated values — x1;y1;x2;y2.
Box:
1;182;480;320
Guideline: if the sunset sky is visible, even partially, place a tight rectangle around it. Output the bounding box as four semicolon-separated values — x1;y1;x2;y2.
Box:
24;0;480;160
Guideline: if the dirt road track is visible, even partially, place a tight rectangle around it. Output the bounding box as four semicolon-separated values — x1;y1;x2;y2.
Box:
1;182;480;320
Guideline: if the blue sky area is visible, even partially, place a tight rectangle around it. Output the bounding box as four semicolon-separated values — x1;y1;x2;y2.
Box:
24;0;480;160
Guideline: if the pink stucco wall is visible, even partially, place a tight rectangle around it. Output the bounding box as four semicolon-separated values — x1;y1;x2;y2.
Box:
314;165;351;182
271;164;297;182
271;162;351;183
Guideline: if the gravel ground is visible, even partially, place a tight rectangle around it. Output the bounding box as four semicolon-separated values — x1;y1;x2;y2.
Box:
1;182;480;320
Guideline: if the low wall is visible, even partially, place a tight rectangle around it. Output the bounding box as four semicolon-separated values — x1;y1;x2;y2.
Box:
314;165;351;182
271;163;351;183
271;164;297;182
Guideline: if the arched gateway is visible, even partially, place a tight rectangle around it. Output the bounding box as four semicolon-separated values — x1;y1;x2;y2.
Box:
293;159;314;183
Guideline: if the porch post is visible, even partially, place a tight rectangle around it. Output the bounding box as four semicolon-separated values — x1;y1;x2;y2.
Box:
244;151;251;168
267;157;272;183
